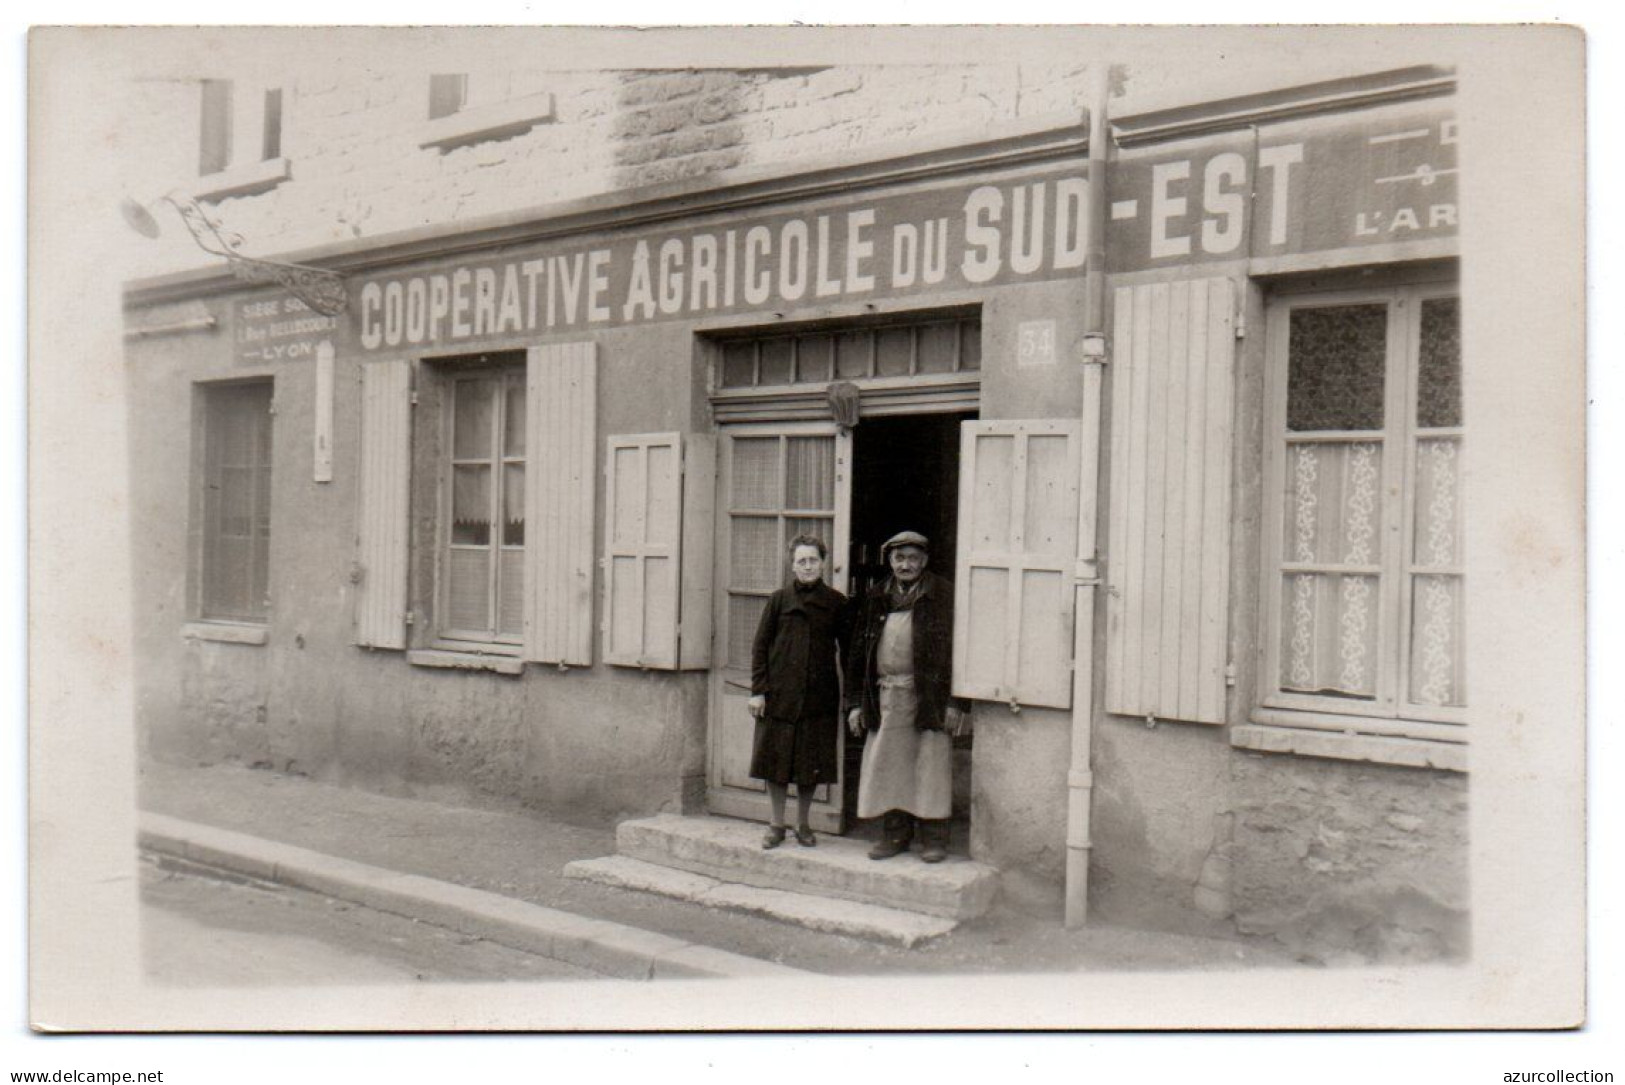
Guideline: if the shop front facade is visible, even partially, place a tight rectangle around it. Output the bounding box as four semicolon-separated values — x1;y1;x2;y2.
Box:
125;62;1467;960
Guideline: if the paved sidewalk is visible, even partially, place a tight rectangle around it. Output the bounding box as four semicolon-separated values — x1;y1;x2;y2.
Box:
139;759;1301;976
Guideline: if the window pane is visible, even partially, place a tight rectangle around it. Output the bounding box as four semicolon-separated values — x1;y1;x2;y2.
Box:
730;516;781;591
875;326;913;377
960;321;982;370
199;79;231;175
1287;304;1387;432
429;74;467;120
452;464;492;545
453;378;497;459
731;437;780;508
721;342;756;388
759;337;793;385
447;549;490;631
834;330;872;379
728;594;768;669
1417;297;1462;428
261;88;283;161
1279;572;1380;699
796;334;834;383
503;464;525;546
498;549;524;638
1409;574;1465;707
1281;441;1384;566
917;322;959;374
1412;437;1461;568
503;374;526;457
201;381;271;622
785;436;834;511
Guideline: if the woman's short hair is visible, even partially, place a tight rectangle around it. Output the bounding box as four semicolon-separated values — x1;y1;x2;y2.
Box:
786;534;828;560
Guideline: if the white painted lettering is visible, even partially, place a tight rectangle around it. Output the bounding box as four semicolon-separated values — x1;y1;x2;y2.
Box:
846;210;876;292
744;226;772;305
406;278;427;343
961;186;1003;283
497;265;523;333
779;219;809;301
1053;176;1088;270
1201;152;1247;254
451;268;473;338
1010;183;1046;275
587;249;612;322
690;234;719;310
623;241;656;321
892;223;918;288
1151;160;1192;259
1258;143;1305;247
658;238;685;315
815;216;841;297
359;283;382;350
473;267;498;336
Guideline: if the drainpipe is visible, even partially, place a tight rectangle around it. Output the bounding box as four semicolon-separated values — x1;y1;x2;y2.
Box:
1065;67;1111;929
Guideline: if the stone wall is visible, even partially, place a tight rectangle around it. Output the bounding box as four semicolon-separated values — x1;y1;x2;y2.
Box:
1228;751;1470;964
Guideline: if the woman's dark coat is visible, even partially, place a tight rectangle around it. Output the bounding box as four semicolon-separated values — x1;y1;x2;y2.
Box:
748;580;851;786
843;571;968;733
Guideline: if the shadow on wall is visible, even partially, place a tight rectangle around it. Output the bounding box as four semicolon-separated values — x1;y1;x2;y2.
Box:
611;68;830;191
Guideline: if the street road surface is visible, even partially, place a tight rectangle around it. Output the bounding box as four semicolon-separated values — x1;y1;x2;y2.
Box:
141;857;603;985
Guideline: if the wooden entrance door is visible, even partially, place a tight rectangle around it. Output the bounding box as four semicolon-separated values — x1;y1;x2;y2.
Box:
707;422;852;831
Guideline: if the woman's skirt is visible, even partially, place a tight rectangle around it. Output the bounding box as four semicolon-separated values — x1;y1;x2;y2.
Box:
749;712;838;788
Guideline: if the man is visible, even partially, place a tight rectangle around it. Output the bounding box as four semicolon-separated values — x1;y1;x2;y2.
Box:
845;531;970;863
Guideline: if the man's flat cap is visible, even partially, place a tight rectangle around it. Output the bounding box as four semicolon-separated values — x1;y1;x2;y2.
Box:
881;530;930;555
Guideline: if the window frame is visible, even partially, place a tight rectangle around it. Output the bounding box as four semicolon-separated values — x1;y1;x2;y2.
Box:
194;78;291;201
193;378;274;626
435;360;528;649
1258;281;1466;736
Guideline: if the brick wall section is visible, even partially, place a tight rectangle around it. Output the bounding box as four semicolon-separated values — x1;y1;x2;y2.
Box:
1227;752;1469;964
123;64;1096;279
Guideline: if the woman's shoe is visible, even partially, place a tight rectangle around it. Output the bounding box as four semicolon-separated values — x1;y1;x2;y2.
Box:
762;825;787;849
794;826;817;847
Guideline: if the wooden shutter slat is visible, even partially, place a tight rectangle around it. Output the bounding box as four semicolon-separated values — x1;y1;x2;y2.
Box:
1105;277;1235;724
355;359;412;649
603;433;688;670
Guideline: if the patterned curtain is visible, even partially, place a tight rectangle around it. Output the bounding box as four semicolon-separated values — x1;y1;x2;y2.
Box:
1280;440;1382;699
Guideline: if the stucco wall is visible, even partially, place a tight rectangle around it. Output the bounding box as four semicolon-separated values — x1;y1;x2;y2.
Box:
128;287;714;820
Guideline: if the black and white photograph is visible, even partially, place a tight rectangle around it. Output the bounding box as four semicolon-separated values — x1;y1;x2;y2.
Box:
17;12;1606;1072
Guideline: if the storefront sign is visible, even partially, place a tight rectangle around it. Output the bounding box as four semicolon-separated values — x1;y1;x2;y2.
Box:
236;294;341;364
350;166;1089;353
1107;104;1458;271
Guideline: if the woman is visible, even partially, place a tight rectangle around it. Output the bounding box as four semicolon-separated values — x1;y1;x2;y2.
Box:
748;534;850;849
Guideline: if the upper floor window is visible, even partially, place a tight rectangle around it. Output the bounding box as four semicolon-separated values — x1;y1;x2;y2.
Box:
1261;285;1464;729
195;79;290;200
420;73;555;152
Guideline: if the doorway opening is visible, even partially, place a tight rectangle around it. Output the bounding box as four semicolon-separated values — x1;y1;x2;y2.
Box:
844;410;976;849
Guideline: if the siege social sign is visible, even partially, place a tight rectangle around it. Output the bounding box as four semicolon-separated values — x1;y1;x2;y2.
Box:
351;167;1089;352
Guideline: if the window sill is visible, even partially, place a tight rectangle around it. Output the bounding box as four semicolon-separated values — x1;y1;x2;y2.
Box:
406;649;525;675
182;621;269;646
193;157;292;202
1231;723;1466;773
418;92;556;152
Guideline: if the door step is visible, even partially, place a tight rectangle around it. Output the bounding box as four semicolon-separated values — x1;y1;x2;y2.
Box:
565;855;959;947
562;813;998;942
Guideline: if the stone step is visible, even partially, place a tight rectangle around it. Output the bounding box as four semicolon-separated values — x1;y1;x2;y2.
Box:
563;855;959;947
612;814;998;920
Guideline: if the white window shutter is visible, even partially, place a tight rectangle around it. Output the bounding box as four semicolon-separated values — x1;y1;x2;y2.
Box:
1105;277;1236;724
952;419;1082;709
523;341;597;666
602;433;714;670
355;359;412;649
